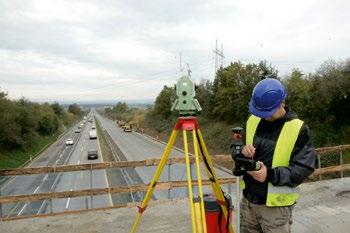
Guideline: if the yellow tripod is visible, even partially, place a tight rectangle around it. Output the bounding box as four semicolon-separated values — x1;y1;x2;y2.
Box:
131;117;235;233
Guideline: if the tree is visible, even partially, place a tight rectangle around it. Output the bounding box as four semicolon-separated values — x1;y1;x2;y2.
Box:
153;85;176;119
0;92;76;152
258;60;278;78
308;60;350;145
51;102;64;117
68;103;83;116
16;98;37;145
284;68;312;118
37;104;59;135
113;102;128;114
195;79;214;118
283;60;350;146
212;61;270;123
0;94;22;150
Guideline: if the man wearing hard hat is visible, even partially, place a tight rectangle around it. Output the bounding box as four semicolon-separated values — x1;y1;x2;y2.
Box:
240;78;316;233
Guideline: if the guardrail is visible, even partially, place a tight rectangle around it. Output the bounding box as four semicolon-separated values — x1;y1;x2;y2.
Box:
1;145;349;177
0;144;349;221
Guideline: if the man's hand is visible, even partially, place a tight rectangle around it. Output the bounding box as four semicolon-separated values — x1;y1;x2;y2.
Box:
247;161;267;182
242;144;256;158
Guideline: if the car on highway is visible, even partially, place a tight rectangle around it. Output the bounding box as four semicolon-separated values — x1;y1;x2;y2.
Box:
75;128;81;133
87;150;98;160
65;138;74;146
91;125;96;129
89;130;97;139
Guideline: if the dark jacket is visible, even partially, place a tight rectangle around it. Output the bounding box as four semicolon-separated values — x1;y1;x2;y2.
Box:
241;107;316;205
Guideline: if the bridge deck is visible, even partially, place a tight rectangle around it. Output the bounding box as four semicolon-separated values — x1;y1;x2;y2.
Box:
1;177;350;233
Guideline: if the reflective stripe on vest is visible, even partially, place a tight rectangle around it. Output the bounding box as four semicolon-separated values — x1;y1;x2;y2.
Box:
240;115;261;190
243;115;304;207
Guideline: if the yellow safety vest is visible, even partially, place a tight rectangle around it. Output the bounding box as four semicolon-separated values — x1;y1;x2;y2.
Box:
242;115;304;207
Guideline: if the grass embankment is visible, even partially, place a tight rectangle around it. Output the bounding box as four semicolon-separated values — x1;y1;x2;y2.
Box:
143;117;233;154
95;118;114;162
0;121;79;170
0;131;62;169
141;117;235;171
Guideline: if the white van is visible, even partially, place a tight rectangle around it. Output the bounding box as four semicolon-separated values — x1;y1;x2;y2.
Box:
89;130;97;139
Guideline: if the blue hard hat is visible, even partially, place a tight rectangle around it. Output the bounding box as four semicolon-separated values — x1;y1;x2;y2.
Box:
249;78;287;118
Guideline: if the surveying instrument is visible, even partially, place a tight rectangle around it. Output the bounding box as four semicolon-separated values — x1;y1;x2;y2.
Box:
130;69;235;233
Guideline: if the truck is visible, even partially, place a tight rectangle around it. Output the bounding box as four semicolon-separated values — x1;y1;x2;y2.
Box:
89;130;97;139
117;120;125;127
123;124;132;132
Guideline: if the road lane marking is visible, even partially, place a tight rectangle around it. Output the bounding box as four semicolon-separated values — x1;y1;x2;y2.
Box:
15;122;82;217
34;186;40;193
6;124;75;191
59;147;67;160
65;189;73;209
65;198;71;209
43;174;48;181
17;203;28;216
17;184;41;216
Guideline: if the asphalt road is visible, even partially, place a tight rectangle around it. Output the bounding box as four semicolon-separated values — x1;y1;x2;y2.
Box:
0;113;111;218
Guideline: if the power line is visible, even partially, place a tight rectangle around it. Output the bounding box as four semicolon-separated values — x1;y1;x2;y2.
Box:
213;39;224;77
88;60;214;93
76;58;214;96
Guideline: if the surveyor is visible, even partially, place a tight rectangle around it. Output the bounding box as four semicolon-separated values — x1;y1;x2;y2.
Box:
240;77;316;233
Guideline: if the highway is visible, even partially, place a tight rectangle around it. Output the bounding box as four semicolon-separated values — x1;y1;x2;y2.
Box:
1;110;234;218
1;114;112;217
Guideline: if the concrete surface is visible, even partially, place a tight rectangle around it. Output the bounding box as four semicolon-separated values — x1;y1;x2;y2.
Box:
1;177;350;233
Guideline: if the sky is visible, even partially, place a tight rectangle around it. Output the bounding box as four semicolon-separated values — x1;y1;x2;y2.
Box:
0;0;349;103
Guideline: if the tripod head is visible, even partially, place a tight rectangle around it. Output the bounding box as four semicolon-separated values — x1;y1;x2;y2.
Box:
171;69;202;116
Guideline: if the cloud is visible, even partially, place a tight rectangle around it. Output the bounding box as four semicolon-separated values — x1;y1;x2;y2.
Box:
0;0;350;102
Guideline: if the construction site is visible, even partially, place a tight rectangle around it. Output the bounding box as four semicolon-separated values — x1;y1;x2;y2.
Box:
0;109;349;232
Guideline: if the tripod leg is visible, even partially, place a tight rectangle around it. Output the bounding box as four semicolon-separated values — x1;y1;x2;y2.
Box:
196;129;235;233
130;129;179;233
183;129;198;233
192;130;207;233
